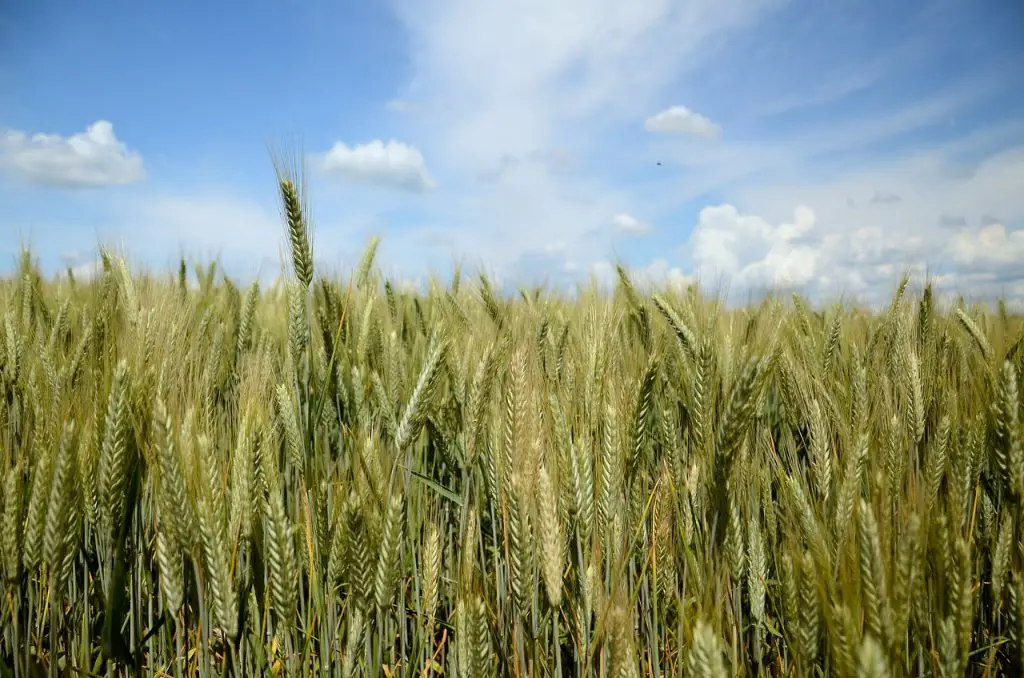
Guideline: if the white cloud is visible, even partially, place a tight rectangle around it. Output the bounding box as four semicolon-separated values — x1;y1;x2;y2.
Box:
720;141;1024;302
0;121;144;187
690;204;819;289
612;212;650;235
950;223;1024;267
644;105;721;138
675;139;1024;305
318;140;436;192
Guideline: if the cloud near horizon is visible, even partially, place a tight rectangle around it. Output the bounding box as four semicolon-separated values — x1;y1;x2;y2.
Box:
690;204;820;289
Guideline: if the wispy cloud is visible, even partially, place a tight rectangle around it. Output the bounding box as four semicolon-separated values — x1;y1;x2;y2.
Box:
384;0;778;272
0;121;144;188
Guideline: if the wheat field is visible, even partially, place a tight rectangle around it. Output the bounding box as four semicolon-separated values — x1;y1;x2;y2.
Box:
1;175;1023;677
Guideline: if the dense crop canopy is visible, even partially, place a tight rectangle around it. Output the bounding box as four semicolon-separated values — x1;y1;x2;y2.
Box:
0;188;1023;676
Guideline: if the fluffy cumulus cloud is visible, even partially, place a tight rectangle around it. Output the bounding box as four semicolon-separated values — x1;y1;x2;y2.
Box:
681;185;1024;305
644;105;721;138
690;204;819;288
612;212;650;235
0;121;144;187
721;139;1024;303
684;205;1024;307
318;140;436;192
950;222;1024;268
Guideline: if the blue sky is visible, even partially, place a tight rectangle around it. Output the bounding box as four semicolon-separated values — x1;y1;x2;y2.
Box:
1;0;1022;303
